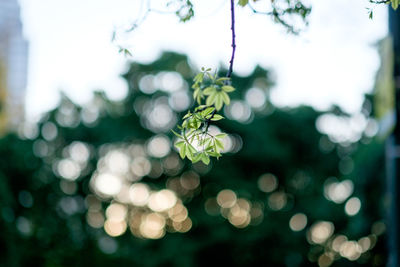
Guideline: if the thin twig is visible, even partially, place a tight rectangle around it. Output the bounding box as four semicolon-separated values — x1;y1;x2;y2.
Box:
226;0;236;79
247;1;273;15
126;0;178;32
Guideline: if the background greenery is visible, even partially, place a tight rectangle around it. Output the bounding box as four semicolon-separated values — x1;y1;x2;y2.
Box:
0;52;388;266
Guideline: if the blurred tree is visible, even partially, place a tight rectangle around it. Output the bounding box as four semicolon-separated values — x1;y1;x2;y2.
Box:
0;52;387;266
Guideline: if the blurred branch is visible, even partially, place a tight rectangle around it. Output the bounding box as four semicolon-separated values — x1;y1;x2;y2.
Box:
247;0;311;34
369;0;390;3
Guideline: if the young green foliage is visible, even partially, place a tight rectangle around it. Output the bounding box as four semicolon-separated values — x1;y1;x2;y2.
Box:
369;0;398;10
173;0;195;22
393;0;399;9
173;68;235;165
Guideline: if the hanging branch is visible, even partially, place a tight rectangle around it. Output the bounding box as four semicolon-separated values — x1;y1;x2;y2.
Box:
173;0;237;164
227;0;236;79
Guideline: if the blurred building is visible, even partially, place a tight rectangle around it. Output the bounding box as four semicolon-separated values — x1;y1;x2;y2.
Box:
0;0;28;133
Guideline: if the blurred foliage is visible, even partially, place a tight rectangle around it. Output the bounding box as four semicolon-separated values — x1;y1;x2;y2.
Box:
0;52;388;266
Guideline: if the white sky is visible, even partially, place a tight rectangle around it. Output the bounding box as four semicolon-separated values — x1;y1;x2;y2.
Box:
18;0;388;118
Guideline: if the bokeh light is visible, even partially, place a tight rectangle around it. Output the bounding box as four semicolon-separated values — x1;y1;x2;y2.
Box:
86;210;105;228
139;212;166;239
168;90;191;111
224;100;252;123
41;122;58;141
245;87;266;109
104;219;127;237
148;189;177;212
204;198;220;216
308;221;334;244
68;141;90;163
258;173;278;193
331;235;348;252
155;71;186;93
131;156;151;178
147;135;171;158
57;159;81;181
105;150;130;175
344;197;361;216
289;213;307;232
217;189;237;209
339;241;362;261
268;191;287;211
318;253;334;267
323;178;353;204
93;173;122;197
129;183;150;206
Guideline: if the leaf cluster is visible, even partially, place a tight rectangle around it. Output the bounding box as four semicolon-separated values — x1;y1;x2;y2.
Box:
239;0;312;34
173;68;235;164
369;0;398;9
168;0;195;22
192;68;235;110
367;0;398;20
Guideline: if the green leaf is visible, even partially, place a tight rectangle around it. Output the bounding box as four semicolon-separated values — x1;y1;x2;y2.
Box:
238;0;249;7
213;142;219;153
171;129;182;138
188;118;201;129
201;153;210;165
188;144;197;154
185;128;195;139
215;139;224;150
185;144;197;160
203;86;215;96
195;105;207;111
122;48;132;57
175;141;185;149
206;92;218;106
194;113;202;120
215;94;224;111
222;85;235;92
193;88;199;99
183;112;192;119
204;138;212;149
392;0;399;9
217;77;231;83
206;72;214;80
194;72;204;83
179;144;187;159
193;88;203;104
208;151;221;158
192;153;202;163
211;114;224;121
186;150;193;160
393;0;399;10
202;107;215;116
221;91;230;105
215;133;227;139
